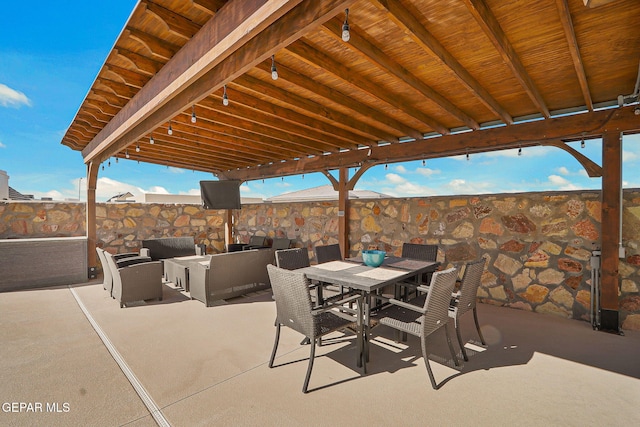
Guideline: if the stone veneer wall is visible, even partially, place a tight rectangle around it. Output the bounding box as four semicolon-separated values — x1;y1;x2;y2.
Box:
1;189;639;330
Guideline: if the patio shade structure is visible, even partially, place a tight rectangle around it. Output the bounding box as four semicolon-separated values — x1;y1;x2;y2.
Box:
61;0;640;332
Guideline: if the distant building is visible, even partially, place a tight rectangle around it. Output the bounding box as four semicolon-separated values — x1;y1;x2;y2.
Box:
265;185;390;203
1;170;34;201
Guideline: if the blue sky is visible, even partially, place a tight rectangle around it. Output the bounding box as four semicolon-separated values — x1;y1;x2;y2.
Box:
1;1;638;202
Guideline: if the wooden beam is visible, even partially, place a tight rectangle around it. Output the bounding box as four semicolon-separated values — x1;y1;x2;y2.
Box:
462;0;550;118
125;27;180;61
544;139;602;177
105;64;151;88
223;106;640;180
323;17;479;130
192;0;227;15
143;1;202;40
600;131;622;332
288;39;450;135
555;0;593;111
338;167;350;258
114;48;164;75
254;61;411;141
81;0;314;163
86;161;99;271
373;0;513;125
234;74;389;144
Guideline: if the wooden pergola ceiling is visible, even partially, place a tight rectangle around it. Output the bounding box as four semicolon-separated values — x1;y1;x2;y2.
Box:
61;0;640;181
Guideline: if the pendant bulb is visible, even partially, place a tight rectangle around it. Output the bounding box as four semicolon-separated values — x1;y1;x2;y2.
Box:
168;121;173;135
271;55;278;80
149;135;154;144
191;106;197;123
222;85;229;106
136;143;140;152
125;150;129;159
581;139;585;148
342;9;350;42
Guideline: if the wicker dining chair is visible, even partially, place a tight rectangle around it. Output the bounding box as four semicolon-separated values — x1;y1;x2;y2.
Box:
314;243;342;264
266;264;364;393
275;248;309;270
397;243;439;299
271;238;293;250
377;267;460;390
449;258;487;361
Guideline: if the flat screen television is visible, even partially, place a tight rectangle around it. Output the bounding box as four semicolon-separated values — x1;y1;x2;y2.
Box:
200;180;242;210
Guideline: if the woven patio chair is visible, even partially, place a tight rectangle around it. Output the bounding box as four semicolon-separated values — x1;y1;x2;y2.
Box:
397;243;439;300
105;251;163;308
314;243;342;264
96;247;150;297
376;267;460;390
275;248;310;270
266;264;364;393
449;258;487;361
272;237;293;250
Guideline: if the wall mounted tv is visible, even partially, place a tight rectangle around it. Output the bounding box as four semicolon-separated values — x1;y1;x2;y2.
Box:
200;180;242;210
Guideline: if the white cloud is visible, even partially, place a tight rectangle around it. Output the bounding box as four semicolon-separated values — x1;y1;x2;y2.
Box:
0;141;6;148
416;167;440;177
167;167;185;174
147;186;169;194
0;83;32;108
181;188;201;196
547;174;580;190
557;166;570;175
385;173;406;184
623;150;638;163
394;165;407;173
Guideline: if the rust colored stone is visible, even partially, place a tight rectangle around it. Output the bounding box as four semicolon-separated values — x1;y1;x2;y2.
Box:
571;219;599;241
372;205;381;215
479;217;504;235
558;258;583;273
626;254;640;265
528;242;542;253
445;243;477;262
409;237;424;244
525;250;550;268
42;224;59;233
586;200;601;222
295;217;305;227
429;209;439;220
446;207;470;223
473;205;492;219
501;214;536;234
174;214;190;227
564;275;582;290
620;295;640;311
500;239;525;253
565;199;584;219
519;284;549;303
541;219;568;236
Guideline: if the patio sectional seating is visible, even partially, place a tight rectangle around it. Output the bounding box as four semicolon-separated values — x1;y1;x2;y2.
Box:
189;248;275;306
96;247;152;297
103;250;163;308
141;236;200;261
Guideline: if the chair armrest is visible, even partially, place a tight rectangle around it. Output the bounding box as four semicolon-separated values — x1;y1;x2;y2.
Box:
116;256;151;268
113;252;141;260
416;285;431;293
388;298;427;314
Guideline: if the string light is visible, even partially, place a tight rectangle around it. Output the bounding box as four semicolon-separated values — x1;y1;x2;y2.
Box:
149;134;154;144
135;143;140;152
581;138;585;148
102;164;104;171
271;55;278;80
518;145;522;156
342;9;350;42
115;157;118;163
222;85;229;106
125;149;130;159
385;164;388;170
191;106;197;123
422;159;426;166
168;120;173;135
466;149;470;161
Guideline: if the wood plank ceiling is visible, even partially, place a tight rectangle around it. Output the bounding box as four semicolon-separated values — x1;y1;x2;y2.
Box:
61;0;640;181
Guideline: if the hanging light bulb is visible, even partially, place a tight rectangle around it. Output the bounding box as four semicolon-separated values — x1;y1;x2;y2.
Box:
466;150;470;161
149;134;154;144
222;85;229;106
422;159;426;166
342;9;350;42
115;157;119;163
191;105;197;123
125;149;130;159
518;146;522;156
271;55;278;80
168;120;173;135
135;143;140;152
385;164;388;170
102;164;104;171
581;138;585;149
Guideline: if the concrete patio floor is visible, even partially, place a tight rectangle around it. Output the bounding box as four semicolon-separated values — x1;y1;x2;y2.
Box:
1;279;639;427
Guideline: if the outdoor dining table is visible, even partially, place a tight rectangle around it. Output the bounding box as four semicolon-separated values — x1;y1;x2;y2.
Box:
296;256;439;361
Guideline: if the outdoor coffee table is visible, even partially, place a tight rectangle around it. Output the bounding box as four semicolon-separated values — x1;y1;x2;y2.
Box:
164;255;210;292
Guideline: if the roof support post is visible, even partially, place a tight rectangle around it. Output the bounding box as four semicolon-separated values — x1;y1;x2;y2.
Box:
338;167;350;259
600;131;622;333
86;161;99;274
